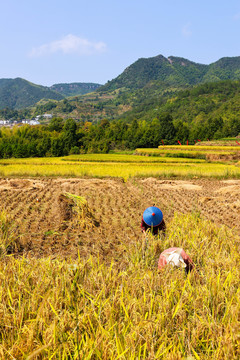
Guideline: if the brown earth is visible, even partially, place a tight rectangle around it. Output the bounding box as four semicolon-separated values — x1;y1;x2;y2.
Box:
206;153;240;161
0;177;239;260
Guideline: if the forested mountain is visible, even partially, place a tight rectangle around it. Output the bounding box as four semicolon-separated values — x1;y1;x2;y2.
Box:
0;79;101;110
2;55;240;112
50;82;102;97
99;55;240;92
203;57;240;82
2;54;240;132
0;78;64;109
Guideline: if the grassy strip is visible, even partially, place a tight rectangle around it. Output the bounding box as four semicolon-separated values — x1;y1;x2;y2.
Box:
0;212;239;359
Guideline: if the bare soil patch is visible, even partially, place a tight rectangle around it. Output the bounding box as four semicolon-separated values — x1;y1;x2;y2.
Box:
215;184;240;195
206;153;240;161
0;178;239;259
0;179;44;190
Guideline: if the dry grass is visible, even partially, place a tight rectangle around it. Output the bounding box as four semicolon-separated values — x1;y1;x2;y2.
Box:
0;211;239;359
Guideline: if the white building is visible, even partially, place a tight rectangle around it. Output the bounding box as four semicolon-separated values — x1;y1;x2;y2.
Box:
35;114;53;120
29;120;40;125
0;120;10;126
21;119;40;125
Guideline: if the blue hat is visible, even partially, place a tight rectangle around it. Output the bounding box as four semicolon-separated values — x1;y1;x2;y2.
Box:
143;206;163;227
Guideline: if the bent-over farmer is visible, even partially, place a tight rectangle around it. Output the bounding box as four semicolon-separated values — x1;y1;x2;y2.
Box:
141;206;166;235
158;247;194;274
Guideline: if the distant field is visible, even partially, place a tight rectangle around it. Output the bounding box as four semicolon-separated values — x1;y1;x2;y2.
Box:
141;145;240;151
1;162;239;179
136;146;240;159
0;154;205;164
0;150;240;179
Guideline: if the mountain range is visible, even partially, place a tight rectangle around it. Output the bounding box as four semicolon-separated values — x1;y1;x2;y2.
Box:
99;55;240;91
1;54;240;110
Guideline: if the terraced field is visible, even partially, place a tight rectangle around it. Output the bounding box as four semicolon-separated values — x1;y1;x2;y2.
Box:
1;147;240;359
1;177;239;260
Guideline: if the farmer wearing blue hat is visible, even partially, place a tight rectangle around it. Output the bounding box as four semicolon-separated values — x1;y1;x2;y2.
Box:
141;206;166;235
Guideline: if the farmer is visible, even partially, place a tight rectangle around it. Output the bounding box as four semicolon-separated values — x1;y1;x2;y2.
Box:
158;247;194;274
141;206;166;235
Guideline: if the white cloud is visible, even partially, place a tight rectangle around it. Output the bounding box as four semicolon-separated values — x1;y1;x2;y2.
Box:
29;34;107;57
182;23;192;38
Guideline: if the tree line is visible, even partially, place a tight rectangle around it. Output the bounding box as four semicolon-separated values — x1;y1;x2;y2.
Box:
0;112;239;158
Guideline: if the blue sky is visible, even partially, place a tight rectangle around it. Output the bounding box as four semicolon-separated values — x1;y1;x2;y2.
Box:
1;0;240;86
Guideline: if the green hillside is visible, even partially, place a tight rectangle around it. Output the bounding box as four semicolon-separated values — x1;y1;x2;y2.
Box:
0;78;64;110
3;78;240;135
98;55;240;92
2;55;240;113
119;80;240;140
50;82;102;97
2;55;240;126
99;55;207;91
203;56;240;82
121;80;240;120
1;80;240;156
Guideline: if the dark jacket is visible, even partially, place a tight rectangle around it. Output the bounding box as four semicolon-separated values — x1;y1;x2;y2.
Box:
141;218;166;235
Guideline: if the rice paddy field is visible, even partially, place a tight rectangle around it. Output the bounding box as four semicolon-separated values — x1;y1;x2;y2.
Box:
136;145;240;161
0;146;240;359
0;146;240;179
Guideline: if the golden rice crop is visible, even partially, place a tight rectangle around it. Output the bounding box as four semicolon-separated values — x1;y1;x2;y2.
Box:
0;148;239;180
63;153;206;163
136;146;240;156
0;211;239;359
0;211;17;256
155;145;240;151
0;161;240;180
0;154;205;164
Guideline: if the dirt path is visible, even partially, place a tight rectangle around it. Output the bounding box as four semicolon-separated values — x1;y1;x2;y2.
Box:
0;178;239;259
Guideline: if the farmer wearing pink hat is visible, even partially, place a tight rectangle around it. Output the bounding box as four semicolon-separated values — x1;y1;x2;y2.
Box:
158;247;194;274
141;206;166;235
